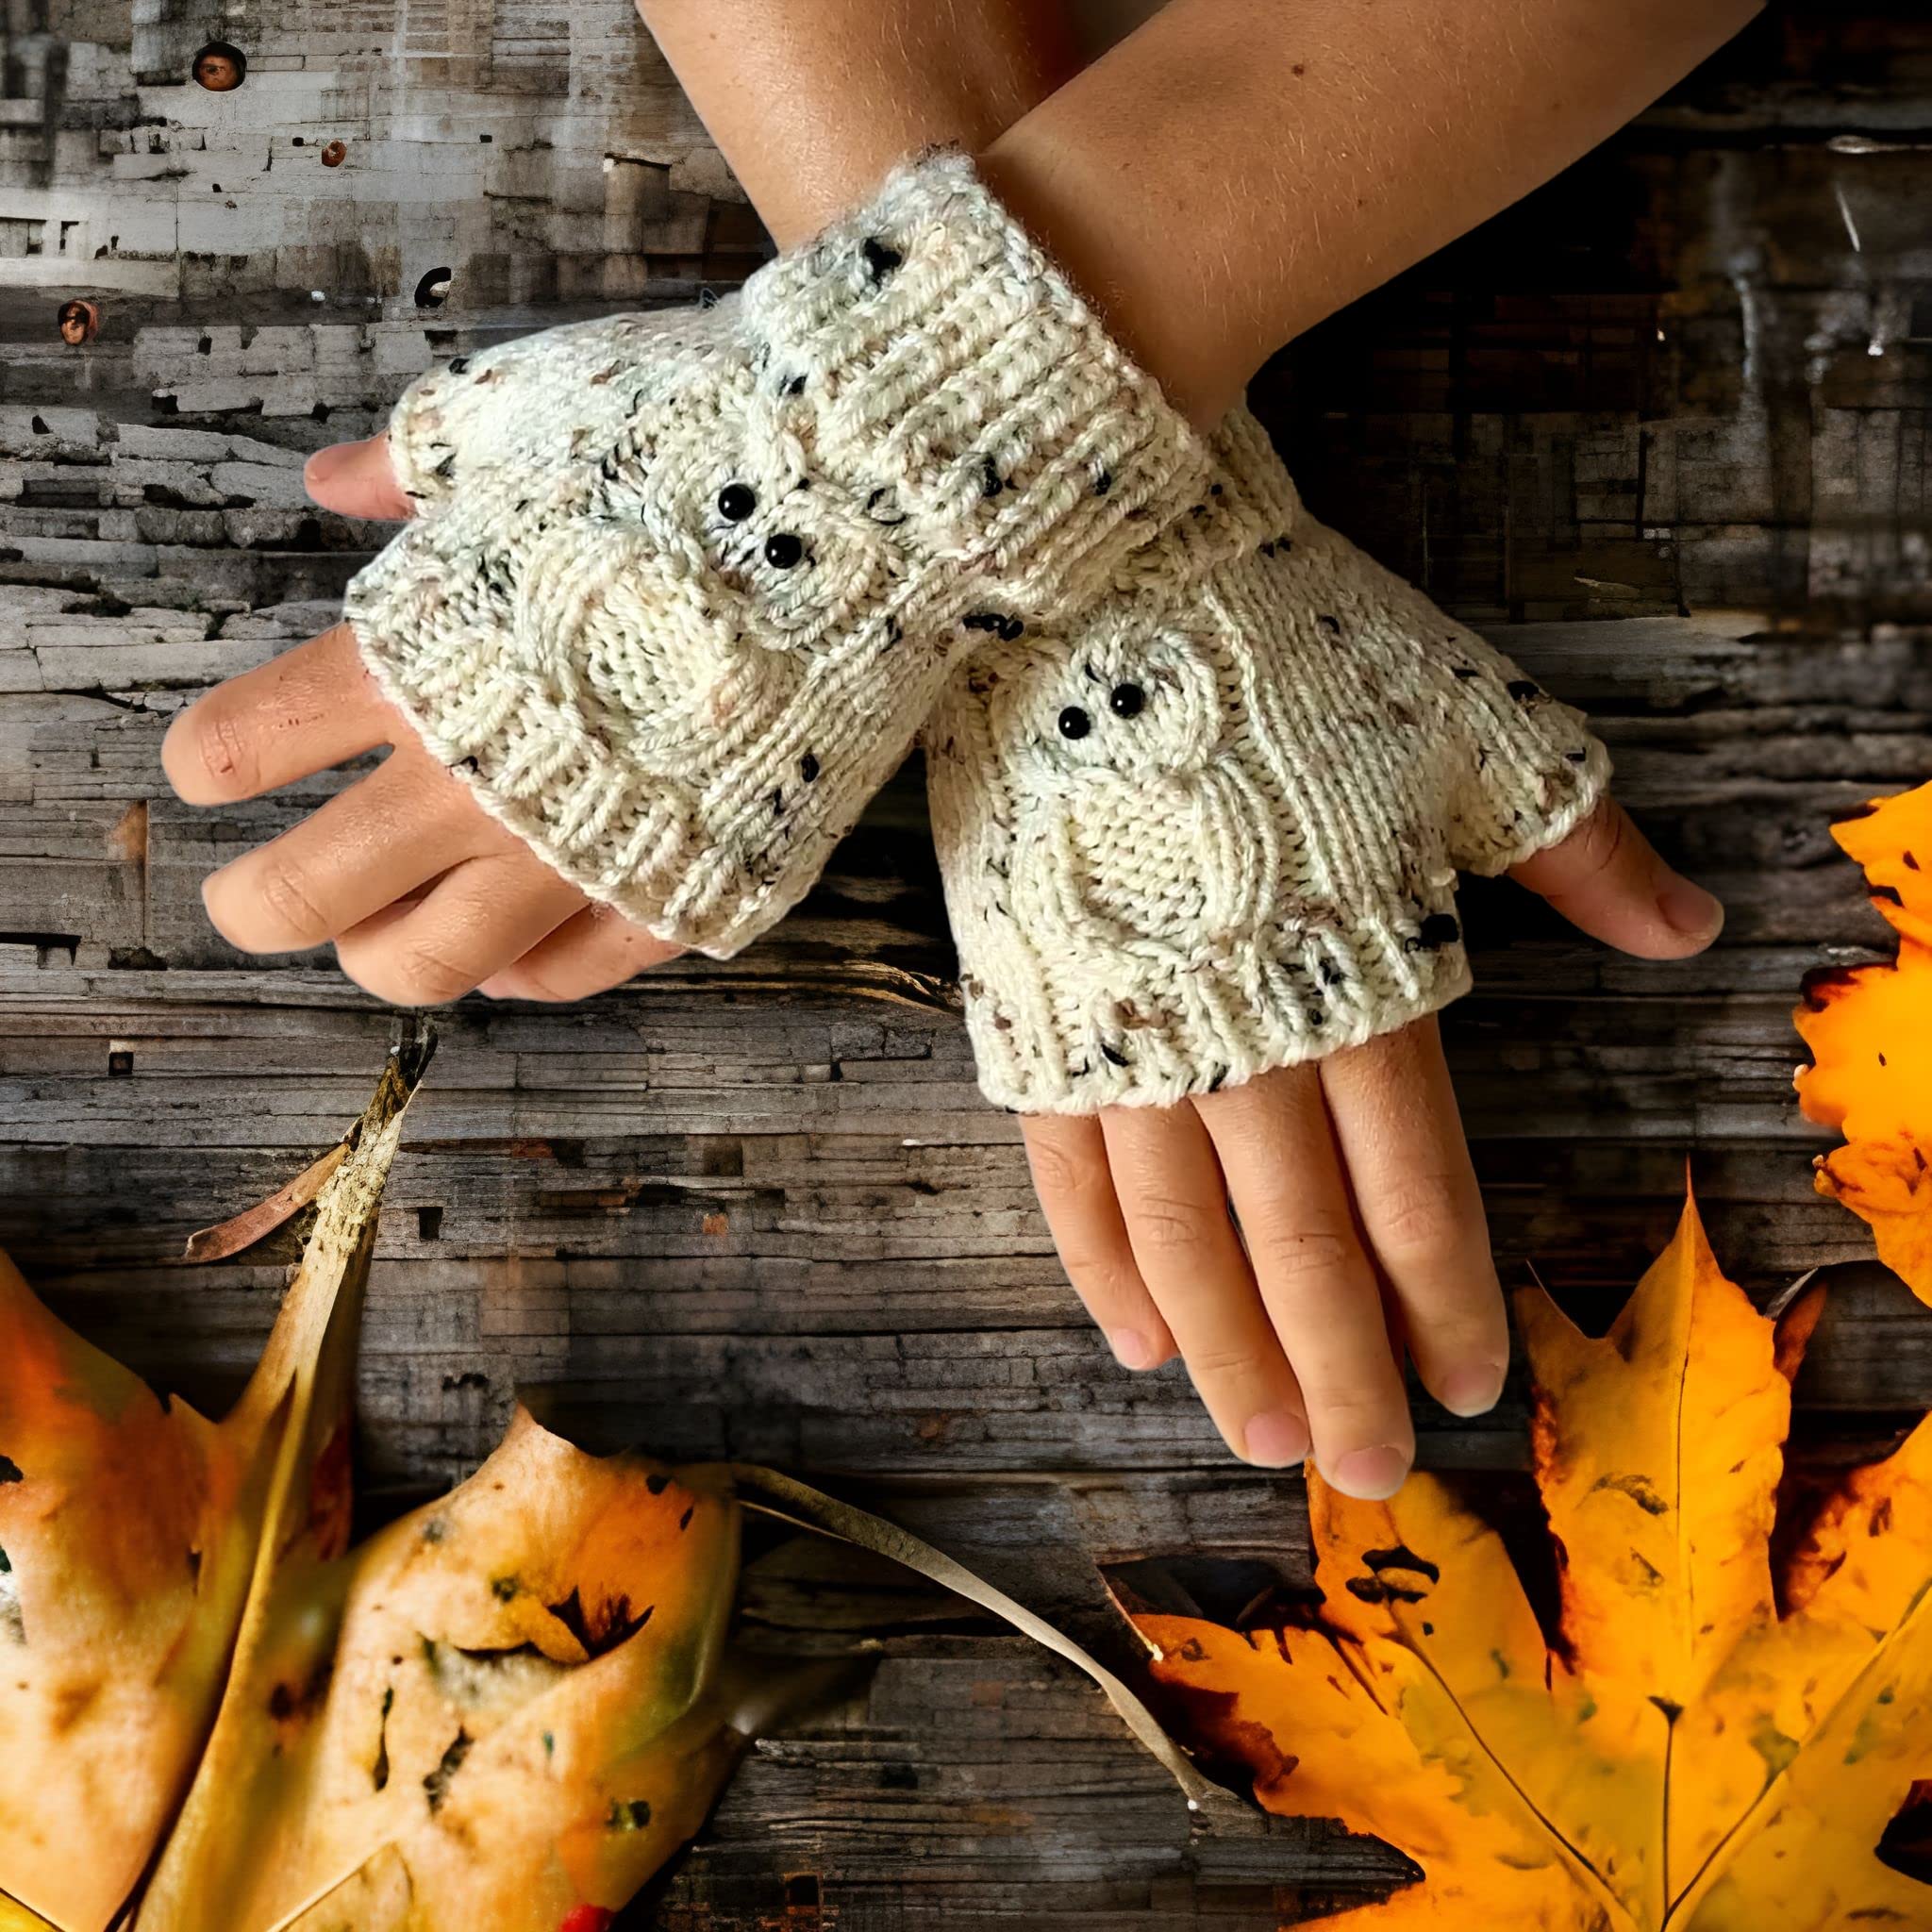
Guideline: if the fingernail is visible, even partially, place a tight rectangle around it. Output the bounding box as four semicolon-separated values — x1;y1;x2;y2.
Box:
1328;1445;1411;1499
304;442;352;490
1242;1409;1311;1468
1658;876;1724;939
1108;1327;1159;1372
1439;1363;1507;1418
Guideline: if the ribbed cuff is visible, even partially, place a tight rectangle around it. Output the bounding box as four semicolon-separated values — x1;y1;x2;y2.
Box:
742;153;1213;615
963;916;1476;1114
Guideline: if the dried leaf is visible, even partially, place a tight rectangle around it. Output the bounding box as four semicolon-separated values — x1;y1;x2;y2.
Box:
9;1038;1174;1930
181;1141;350;1263
726;1463;1233;1820
1;1040;756;1932
133;1411;742;1932
1116;1192;1932;1928
0;1042;426;1932
1795;782;1932;1300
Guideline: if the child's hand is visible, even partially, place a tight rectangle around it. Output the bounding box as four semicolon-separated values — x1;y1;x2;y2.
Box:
909;411;1728;1497
161;434;682;1006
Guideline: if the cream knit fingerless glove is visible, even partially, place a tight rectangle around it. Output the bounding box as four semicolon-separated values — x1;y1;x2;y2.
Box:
924;411;1611;1113
342;156;1213;957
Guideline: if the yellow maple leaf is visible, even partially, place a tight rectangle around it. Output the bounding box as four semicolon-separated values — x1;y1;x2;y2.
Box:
1795;782;1932;1301
1120;1194;1932;1929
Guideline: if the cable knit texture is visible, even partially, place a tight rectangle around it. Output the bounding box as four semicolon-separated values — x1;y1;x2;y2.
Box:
343;154;1211;957
924;410;1612;1114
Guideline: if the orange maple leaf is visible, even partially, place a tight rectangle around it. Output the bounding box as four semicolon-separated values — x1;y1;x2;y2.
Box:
1795;782;1932;1302
1117;1195;1932;1929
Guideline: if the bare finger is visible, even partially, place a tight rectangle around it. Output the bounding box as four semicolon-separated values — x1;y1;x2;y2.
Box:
1101;1103;1307;1468
1319;1018;1509;1420
1195;1066;1413;1498
1021;1113;1175;1373
1510;794;1724;958
476;901;685;1002
200;752;488;954
335;853;588;1007
163;625;395;806
304;434;415;521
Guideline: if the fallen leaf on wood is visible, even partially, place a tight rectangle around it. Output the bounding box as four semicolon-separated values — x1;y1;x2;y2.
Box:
0;1042;429;1932
4;1034;1206;1930
0;1039;752;1932
1796;781;1932;1301
727;1463;1228;1818
1115;1191;1932;1928
181;1139;350;1263
134;1412;744;1932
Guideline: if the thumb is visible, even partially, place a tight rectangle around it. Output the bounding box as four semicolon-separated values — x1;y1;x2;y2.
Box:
305;433;414;521
1508;795;1724;958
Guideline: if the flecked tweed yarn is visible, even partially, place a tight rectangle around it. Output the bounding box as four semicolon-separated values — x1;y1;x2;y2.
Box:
343;154;1213;958
924;409;1612;1113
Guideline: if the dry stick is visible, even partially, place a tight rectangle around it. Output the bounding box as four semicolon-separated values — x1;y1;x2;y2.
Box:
182;1141;350;1262
724;1462;1246;1822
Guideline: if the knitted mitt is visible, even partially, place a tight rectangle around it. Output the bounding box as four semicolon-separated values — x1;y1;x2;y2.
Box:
342;156;1211;957
924;411;1612;1113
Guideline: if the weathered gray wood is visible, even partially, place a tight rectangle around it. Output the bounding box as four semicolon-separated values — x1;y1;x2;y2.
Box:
5;1;1932;1924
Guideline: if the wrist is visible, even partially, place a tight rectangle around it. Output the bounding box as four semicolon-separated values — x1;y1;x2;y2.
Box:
976;130;1258;431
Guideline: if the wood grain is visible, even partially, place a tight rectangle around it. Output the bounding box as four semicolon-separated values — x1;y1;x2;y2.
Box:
3;2;1930;1923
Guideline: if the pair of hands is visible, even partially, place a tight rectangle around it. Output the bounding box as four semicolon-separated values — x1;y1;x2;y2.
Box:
165;430;1724;1499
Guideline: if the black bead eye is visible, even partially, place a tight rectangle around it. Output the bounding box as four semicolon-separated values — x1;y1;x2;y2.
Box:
763;532;805;569
717;482;756;523
1108;681;1145;719
1058;706;1091;741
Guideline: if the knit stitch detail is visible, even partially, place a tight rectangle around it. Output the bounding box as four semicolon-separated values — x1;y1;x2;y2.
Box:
924;409;1611;1114
344;156;1212;958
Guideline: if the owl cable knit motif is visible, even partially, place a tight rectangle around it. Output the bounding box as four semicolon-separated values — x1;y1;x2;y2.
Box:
924;411;1611;1113
343;153;1607;1110
343;155;1213;958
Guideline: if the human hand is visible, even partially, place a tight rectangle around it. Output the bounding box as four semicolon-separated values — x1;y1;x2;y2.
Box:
922;410;1726;1498
161;433;686;1006
168;158;1219;990
1016;807;1721;1499
161;629;685;1006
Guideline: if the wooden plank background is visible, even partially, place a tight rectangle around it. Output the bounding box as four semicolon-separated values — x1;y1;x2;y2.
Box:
3;2;1930;1924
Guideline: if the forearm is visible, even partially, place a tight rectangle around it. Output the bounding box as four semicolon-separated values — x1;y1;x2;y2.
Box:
634;0;1075;249
642;0;1757;427
977;0;1762;421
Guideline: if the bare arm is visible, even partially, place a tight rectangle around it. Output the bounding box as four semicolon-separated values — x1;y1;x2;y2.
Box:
641;0;1760;422
635;0;1079;249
